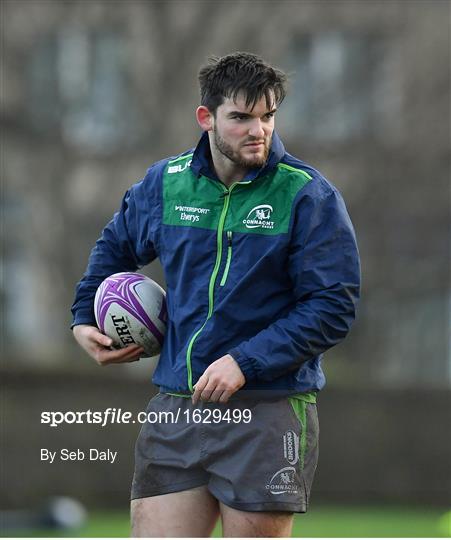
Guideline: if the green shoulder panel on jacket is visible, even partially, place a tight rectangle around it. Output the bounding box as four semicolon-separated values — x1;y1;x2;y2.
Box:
163;155;224;230
225;164;312;235
162;158;312;236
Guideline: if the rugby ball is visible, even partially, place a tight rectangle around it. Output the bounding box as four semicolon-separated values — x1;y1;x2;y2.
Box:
94;272;167;357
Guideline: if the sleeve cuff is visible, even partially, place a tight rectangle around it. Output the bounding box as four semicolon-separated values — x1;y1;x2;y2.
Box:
228;348;258;381
70;314;97;330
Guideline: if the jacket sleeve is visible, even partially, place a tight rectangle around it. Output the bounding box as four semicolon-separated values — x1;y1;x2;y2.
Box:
229;178;361;382
71;173;160;328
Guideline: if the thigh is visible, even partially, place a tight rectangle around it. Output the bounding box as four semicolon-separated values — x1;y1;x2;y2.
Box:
131;485;219;538
220;502;294;537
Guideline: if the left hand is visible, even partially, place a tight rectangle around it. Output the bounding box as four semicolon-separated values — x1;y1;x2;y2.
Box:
192;354;245;404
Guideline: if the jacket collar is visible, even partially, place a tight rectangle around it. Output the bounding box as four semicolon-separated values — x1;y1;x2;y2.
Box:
190;131;285;182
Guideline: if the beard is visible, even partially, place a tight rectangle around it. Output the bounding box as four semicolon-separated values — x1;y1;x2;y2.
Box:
213;127;270;169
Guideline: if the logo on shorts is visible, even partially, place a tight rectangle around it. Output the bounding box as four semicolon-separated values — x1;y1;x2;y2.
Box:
265;466;299;495
283;430;299;465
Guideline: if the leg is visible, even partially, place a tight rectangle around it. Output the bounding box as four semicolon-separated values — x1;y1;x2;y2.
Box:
220;502;294;538
131;485;219;538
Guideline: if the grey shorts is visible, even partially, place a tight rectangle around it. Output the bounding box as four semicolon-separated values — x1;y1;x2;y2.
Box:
131;393;319;513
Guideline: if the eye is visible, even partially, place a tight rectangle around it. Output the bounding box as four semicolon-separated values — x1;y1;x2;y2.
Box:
232;114;248;120
264;112;275;120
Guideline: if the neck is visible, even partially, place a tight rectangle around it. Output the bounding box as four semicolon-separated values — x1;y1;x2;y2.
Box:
210;147;248;188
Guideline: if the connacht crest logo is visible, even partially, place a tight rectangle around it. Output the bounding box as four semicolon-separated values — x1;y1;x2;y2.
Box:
243;204;274;230
265;466;299;495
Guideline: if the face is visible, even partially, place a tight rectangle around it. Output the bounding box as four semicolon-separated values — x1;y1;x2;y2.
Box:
211;93;276;169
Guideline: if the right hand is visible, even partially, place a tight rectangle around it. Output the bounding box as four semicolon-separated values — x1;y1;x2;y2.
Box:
72;324;144;366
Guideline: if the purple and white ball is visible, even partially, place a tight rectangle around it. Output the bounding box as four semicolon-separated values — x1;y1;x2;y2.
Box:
94;272;167;358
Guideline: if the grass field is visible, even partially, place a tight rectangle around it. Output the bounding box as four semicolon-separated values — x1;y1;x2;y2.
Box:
4;505;450;537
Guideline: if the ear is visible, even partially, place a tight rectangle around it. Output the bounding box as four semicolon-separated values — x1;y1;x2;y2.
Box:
196;106;214;132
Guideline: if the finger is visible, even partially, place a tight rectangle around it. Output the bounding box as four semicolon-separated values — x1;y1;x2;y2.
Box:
218;389;233;404
98;351;142;365
116;355;142;363
88;328;113;348
94;333;113;348
192;375;208;404
207;385;227;403
109;347;144;363
199;382;216;403
108;346;144;363
96;345;143;365
95;344;141;359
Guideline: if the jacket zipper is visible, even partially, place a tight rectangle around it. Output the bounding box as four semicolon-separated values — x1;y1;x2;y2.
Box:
185;184;236;392
219;231;233;287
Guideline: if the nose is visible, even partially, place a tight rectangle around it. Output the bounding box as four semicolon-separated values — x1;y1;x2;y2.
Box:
249;119;265;139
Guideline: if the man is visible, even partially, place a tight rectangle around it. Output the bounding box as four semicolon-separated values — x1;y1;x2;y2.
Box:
72;52;360;537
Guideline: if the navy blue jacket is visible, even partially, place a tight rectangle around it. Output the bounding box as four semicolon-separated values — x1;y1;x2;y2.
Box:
72;132;360;396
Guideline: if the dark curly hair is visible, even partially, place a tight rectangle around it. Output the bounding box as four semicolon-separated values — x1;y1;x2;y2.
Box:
198;52;287;115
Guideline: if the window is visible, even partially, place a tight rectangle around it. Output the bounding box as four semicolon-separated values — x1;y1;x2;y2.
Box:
27;28;139;153
279;32;403;142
